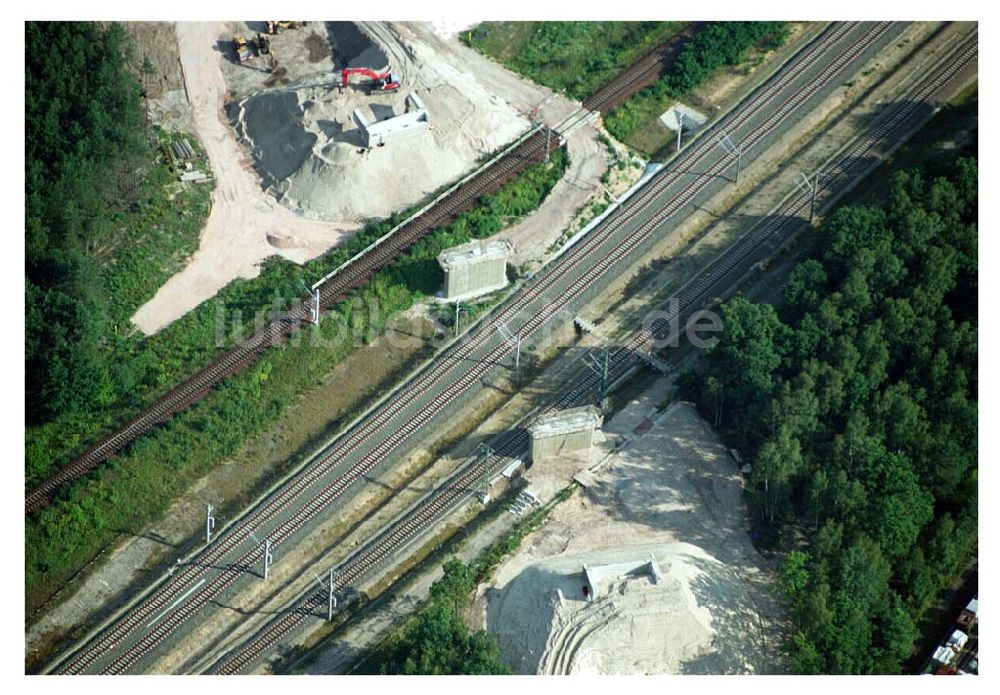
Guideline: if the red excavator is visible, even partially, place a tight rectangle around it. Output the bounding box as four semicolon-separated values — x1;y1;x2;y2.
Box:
341;67;401;93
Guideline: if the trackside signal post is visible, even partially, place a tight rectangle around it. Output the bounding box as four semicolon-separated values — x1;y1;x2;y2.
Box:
583;348;610;410
206;504;216;545
797;172;822;224
496;323;522;372
263;538;273;580
328;567;338;620
717;133;743;185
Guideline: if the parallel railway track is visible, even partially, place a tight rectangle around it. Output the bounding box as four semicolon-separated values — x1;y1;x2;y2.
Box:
207;27;977;675
582;23;703;113
45;22;920;675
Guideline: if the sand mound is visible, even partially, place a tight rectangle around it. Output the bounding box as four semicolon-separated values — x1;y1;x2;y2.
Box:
328;21;388;70
487;542;758;674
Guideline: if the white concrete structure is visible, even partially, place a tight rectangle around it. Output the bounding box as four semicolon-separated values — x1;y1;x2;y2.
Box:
528;406;603;461
659;102;708;133
583;554;664;600
438;238;513;301
354;92;430;147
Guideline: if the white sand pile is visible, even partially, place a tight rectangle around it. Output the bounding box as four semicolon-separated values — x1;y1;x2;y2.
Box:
487;542;754;674
659;103;709;132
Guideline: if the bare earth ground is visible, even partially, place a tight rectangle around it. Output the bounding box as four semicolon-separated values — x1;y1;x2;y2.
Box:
226;21;532;222
490;125;614;270
121;22;184;98
217;22;337;99
391;22;583;129
131;22;358;335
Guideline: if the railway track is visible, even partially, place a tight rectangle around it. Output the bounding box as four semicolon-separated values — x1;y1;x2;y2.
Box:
27;20;714;514
582;23;703;114
205;27;978;675
46;22;910;675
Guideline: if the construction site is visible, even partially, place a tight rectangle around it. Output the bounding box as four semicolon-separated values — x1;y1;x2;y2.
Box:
24;17;979;679
127;20;597;333
225;22;530;222
480;396;785;675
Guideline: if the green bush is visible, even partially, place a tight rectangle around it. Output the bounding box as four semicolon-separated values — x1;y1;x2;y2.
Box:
605;22;788;144
367;559;510;675
464;22;685;101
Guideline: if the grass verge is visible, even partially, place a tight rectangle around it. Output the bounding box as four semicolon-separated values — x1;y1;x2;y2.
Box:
463;22;685;101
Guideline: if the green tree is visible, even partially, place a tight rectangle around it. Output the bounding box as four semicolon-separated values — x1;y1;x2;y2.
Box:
749;427;802;523
700;295;787;439
370;559;511;675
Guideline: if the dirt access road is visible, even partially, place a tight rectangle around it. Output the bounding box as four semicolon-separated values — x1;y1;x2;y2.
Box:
382;22;614;270
131;22;357;335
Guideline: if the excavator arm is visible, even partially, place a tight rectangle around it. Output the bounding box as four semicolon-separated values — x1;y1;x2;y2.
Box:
341;67;401;92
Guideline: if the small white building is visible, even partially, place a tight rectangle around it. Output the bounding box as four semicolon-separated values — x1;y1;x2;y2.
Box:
354;92;430;148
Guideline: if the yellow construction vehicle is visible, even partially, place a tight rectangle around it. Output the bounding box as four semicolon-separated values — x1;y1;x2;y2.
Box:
233;35;253;63
266;21;300;34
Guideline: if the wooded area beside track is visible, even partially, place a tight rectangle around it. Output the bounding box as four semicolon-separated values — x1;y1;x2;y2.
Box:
683;155;978;673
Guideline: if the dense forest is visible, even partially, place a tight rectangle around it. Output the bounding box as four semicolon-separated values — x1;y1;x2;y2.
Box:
25;22;150;422
682;156;978;673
